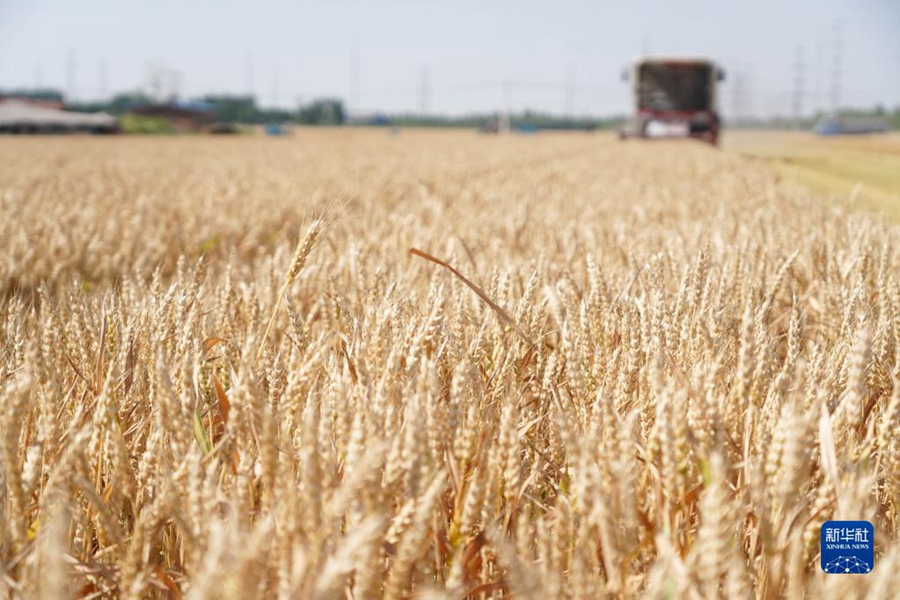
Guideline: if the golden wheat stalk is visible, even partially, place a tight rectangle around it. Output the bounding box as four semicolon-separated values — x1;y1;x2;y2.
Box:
254;219;323;366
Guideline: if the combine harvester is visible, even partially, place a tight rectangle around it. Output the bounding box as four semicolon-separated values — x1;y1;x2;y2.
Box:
619;57;725;145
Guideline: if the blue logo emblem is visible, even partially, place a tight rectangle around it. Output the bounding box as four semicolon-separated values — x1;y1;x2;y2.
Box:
821;521;874;574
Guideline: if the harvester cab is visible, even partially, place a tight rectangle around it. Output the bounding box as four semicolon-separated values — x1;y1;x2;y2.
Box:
619;57;724;145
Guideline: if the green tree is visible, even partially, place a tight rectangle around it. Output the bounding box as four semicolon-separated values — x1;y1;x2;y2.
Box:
298;99;345;125
201;95;258;123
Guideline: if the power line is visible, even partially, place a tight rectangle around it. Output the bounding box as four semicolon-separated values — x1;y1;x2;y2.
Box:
418;67;431;114
791;45;805;127
565;64;575;117
745;65;754;118
171;70;182;100
99;59;108;100
243;77;900;119
57;77;900;102
814;33;824;115
350;40;360;112
500;72;511;133
65;48;76;100
831;20;843;112
244;53;254;97
270;61;279;107
731;66;744;122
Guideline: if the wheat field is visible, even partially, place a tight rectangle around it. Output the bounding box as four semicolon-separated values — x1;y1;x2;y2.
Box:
725;132;900;218
1;130;899;598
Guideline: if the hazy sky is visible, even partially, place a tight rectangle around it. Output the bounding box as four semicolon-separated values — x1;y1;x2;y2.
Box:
1;0;898;117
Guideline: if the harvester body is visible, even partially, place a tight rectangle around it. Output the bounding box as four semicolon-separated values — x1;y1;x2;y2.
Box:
621;57;724;145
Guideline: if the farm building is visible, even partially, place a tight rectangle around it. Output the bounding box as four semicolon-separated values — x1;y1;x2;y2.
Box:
130;101;216;132
0;100;118;134
0;89;65;110
814;114;889;135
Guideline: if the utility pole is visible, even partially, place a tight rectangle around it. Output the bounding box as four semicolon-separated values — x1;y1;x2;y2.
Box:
66;48;76;102
500;74;511;133
171;70;182;100
418;67;431;114
244;53;255;98
350;40;360;114
565;64;575;118
99;59;108;101
270;61;279;108
831;20;843;114
791;46;805;128
814;34;824;116
731;66;743;125
144;62;172;101
745;65;754;120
